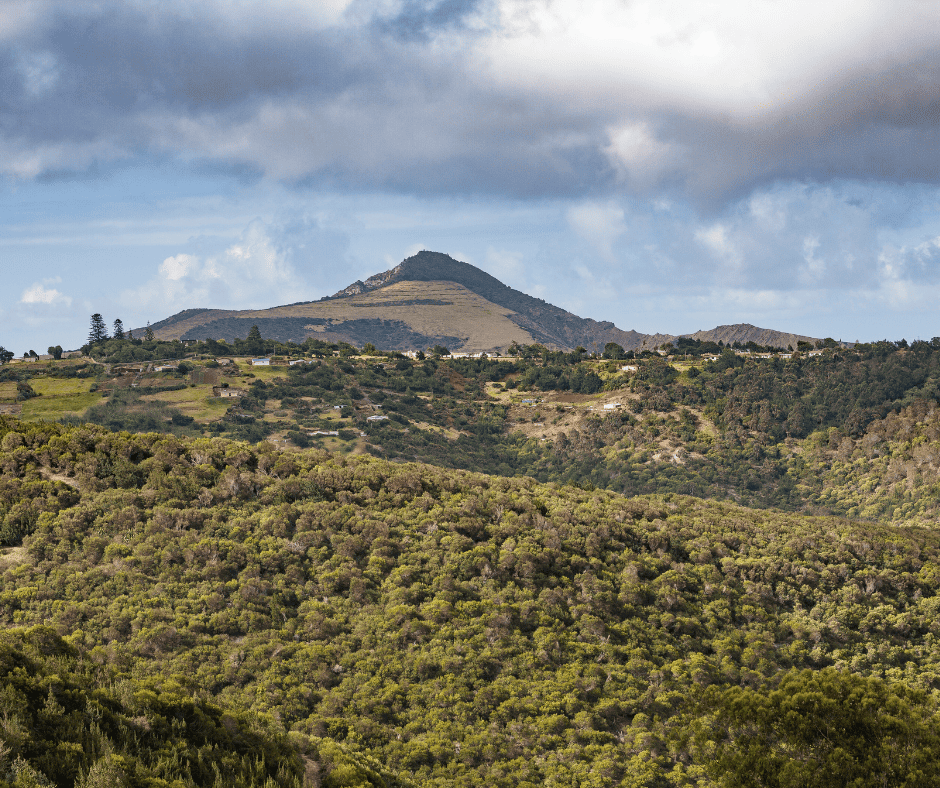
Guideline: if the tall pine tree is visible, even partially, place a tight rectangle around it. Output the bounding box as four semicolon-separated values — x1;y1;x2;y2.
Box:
88;314;109;344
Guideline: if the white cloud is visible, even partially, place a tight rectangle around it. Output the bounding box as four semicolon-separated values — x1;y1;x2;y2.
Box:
20;279;70;306
159;253;197;281
123;218;318;315
694;222;741;270
567;201;626;261
800;235;825;283
604;124;682;190
17;50;58;96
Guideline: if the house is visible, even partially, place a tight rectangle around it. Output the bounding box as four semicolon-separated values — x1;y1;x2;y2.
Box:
309;430;340;436
367;414;389;421
154;364;178;372
603;403;621;410
288;359;309;366
212;387;244;398
251;358;271;366
620;365;638;372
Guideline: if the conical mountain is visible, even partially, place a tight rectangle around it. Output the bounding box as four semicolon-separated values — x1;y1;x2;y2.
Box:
139;251;822;353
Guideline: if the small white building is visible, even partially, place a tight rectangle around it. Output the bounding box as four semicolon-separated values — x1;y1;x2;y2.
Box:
367;414;389;421
251;358;271;366
154;364;178;372
288;358;309;366
620;365;638;372
603;403;621;410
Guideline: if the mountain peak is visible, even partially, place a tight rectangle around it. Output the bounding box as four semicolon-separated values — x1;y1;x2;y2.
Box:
330;251;501;298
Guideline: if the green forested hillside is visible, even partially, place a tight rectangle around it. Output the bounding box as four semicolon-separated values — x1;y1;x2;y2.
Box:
0;624;407;788
9;337;940;524
2;418;940;785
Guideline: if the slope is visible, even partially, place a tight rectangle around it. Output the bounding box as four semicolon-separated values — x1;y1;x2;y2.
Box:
2;418;940;786
136;250;823;353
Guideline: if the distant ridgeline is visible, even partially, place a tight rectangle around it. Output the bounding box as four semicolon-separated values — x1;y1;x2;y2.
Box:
133;251;827;353
1;417;940;786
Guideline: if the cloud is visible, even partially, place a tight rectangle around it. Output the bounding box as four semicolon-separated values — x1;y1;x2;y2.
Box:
159;253;197;281
567;201;626;261
123;214;351;317
20;279;70;306
0;0;938;202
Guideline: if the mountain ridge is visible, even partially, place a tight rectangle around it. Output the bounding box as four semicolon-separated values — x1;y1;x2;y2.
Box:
135;250;824;352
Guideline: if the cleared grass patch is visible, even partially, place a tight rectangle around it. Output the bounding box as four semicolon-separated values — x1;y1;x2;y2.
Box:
22;391;102;420
234;364;289;382
29;378;94;397
0;382;17;402
141;386;231;422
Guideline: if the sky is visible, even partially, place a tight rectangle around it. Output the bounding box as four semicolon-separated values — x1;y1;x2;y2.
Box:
4;0;940;354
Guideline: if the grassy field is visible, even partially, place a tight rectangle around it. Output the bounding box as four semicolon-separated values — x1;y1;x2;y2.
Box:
22;391;102;420
28;377;95;397
0;382;17;402
142;385;232;422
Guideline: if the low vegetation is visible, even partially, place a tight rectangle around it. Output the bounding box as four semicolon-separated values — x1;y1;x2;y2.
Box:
1;418;940;785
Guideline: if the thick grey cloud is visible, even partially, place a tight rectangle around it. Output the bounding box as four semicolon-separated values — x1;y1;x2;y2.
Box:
3;0;940;203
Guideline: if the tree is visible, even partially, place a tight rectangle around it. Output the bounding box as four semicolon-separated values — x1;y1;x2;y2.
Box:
0;347;12;364
88;314;109;344
112;319;125;340
362;342;377;355
145;322;155;341
602;342;625;360
430;345;450;357
695;668;940;788
47;346;63;360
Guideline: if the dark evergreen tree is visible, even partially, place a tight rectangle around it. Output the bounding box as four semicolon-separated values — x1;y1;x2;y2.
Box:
245;325;264;356
88;313;109;343
145;322;155;341
112;318;125;340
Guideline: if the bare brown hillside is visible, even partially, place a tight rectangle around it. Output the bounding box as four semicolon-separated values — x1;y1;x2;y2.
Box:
136;251;826;352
